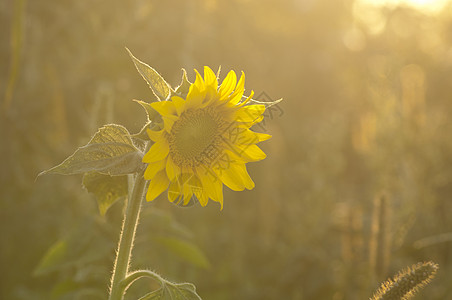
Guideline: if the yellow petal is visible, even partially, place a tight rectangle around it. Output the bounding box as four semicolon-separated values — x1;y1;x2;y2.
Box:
171;96;186;116
142;140;169;163
166;156;181;180
237;129;271;145
229;71;245;105
224;126;271;146
144;159;166;180
146;128;164;142
203;66;218;90
222;149;245;163
254;132;272;143
185;79;206;109
204;87;218;107
151;101;177;117
183;174;205;205
249;115;264;126
182;188;194;205
218;163;255;191
162;114;179;132
219;70;237;100
146;170;170;202
237;144;267;162
234;104;265;123
238;90;254;107
198;172;223;208
179;173;195;203
168;180;182;203
194;185;209;207
193;69;206;91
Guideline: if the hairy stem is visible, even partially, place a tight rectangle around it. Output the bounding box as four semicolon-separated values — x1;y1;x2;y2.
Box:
108;168;147;300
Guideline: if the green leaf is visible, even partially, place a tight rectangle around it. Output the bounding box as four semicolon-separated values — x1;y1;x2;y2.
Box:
50;279;80;299
50;280;105;300
156;237;210;269
40;124;143;176
82;172;128;215
33;239;68;276
34;219;114;277
174;68;191;97
141;209;193;238
122;270;202;300
139;282;202;300
127;48;173;101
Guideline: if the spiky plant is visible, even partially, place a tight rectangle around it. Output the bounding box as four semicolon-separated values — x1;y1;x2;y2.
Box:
371;261;438;300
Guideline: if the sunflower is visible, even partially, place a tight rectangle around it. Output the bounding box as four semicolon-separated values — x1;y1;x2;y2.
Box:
142;66;270;209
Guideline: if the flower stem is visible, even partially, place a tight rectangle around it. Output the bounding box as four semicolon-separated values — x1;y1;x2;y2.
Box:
108;169;147;300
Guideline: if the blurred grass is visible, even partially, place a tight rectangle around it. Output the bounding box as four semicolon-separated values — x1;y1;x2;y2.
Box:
1;0;452;299
3;0;25;112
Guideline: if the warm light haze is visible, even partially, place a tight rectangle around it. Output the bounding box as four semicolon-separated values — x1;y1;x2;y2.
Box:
2;0;452;299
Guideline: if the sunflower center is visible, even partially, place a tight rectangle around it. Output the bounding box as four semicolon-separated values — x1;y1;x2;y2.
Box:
169;109;224;167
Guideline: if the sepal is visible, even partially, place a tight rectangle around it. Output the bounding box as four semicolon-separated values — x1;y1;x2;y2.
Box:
127;48;173;101
174;68;191;98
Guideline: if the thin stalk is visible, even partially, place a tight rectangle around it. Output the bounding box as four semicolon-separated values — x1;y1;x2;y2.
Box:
108;168;147;300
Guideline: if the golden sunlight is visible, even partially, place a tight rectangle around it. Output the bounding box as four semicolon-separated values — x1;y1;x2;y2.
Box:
359;0;449;13
353;0;450;35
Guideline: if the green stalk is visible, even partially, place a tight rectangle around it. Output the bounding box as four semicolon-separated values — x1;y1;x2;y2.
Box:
108;168;147;300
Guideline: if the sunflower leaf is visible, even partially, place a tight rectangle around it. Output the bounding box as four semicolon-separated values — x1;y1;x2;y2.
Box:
138;282;202;300
33;239;68;276
82;172;128;215
155;236;210;269
40;124;143;176
127;48;173;101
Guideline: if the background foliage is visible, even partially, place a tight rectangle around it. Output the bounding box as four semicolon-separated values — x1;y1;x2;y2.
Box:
2;0;452;299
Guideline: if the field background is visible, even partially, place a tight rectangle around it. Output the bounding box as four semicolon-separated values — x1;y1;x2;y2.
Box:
2;0;452;299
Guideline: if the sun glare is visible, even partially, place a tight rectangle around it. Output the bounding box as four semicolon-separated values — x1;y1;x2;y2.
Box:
353;0;449;35
358;0;449;13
